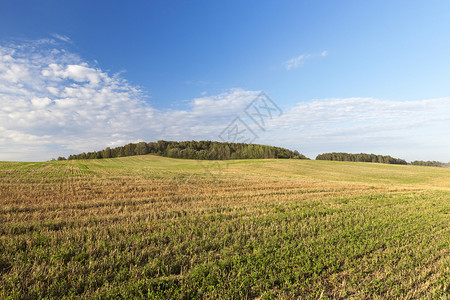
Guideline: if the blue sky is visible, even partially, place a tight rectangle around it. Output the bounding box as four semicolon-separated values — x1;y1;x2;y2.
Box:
1;1;450;161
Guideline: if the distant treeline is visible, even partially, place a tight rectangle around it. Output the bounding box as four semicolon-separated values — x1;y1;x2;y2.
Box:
66;140;308;160
409;160;447;168
315;153;449;167
316;152;408;165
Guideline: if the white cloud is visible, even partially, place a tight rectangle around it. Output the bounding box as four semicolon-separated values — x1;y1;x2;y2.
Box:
42;63;105;85
51;33;71;43
0;40;449;162
47;86;59;96
31;97;52;108
0;40;159;161
284;50;328;70
261;97;450;161
284;54;311;70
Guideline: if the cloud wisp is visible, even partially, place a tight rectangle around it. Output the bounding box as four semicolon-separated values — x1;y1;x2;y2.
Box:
284;50;328;70
0;40;449;162
51;34;72;43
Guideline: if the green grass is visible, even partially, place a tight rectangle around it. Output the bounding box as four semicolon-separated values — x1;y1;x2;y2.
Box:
0;155;449;299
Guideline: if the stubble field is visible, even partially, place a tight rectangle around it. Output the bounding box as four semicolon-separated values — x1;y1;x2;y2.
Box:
0;155;449;299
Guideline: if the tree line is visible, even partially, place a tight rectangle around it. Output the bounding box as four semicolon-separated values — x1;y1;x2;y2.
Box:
409;160;447;167
315;152;449;167
65;140;308;160
315;152;408;165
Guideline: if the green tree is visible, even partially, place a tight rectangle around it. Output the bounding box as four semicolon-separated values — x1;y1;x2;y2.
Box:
102;147;112;159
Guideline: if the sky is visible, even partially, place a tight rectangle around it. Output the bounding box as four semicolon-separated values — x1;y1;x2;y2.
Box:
1;0;450;162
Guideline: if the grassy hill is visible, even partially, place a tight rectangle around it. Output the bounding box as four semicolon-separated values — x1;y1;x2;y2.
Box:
1;155;449;298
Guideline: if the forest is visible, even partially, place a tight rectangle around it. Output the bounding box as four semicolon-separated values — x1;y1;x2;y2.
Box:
315;152;408;165
315;152;449;167
65;140;308;160
409;160;448;167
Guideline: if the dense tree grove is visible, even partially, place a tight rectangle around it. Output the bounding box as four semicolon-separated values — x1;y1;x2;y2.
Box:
316;152;408;165
409;160;445;167
67;141;308;160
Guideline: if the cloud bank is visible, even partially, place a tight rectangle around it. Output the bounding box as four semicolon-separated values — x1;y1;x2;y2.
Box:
1;40;449;162
263;97;450;161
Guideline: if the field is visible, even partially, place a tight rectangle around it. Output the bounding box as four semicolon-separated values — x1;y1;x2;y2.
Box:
0;155;449;299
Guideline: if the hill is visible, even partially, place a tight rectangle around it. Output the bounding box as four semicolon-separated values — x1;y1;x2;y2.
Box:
0;156;449;298
66;140;308;160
